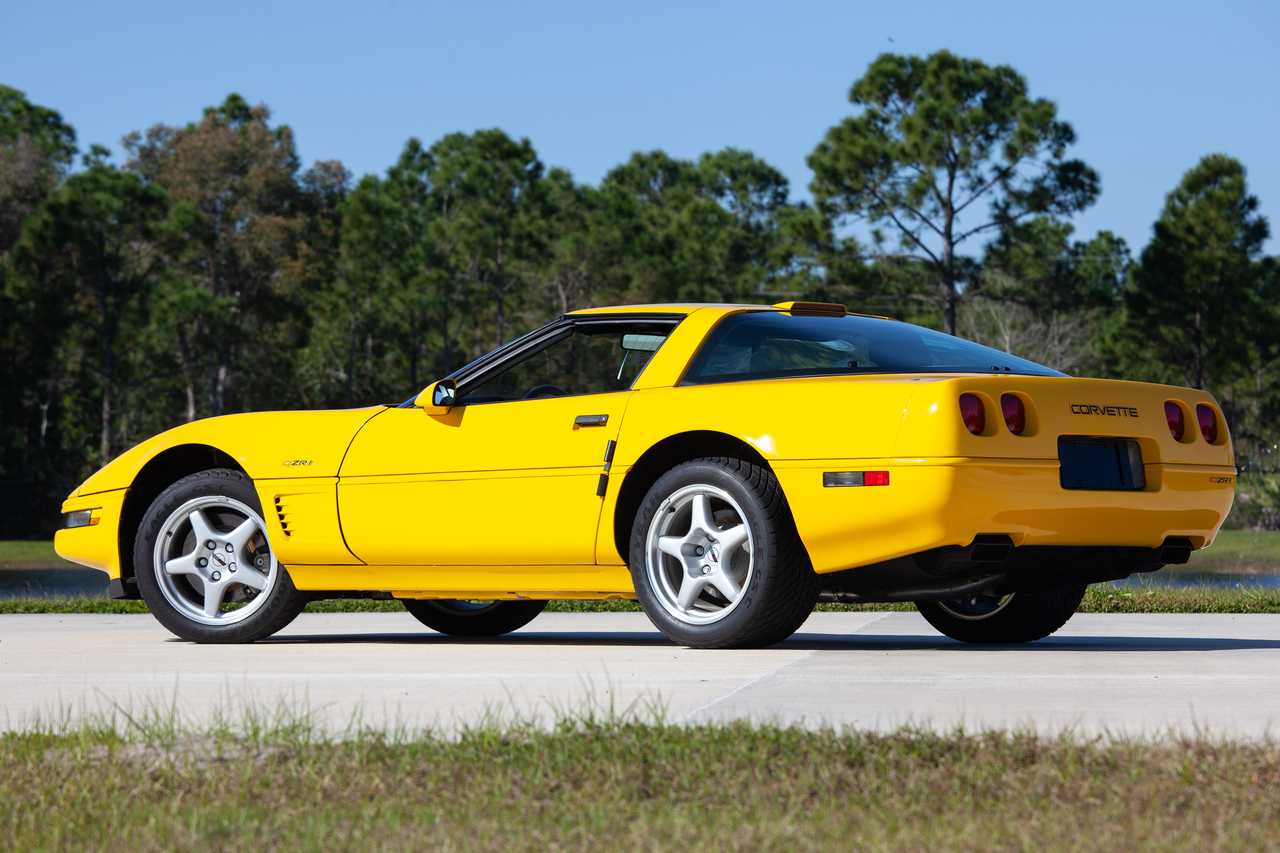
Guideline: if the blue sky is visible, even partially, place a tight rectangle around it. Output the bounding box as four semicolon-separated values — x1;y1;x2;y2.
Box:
3;0;1277;255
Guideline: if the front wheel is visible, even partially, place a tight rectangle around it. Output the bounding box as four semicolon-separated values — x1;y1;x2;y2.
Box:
134;469;309;643
401;599;547;637
915;584;1087;644
629;457;819;649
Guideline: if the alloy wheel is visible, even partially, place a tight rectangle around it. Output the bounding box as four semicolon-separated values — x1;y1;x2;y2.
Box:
151;496;278;626
644;484;755;625
937;591;1015;621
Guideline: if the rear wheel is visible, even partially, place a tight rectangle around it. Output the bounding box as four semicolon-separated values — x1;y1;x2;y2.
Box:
134;469;308;643
401;599;547;637
629;457;819;649
916;584;1087;644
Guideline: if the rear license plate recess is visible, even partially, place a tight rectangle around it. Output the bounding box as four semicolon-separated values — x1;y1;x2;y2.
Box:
1058;437;1146;491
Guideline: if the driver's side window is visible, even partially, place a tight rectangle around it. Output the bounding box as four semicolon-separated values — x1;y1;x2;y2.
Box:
459;322;673;405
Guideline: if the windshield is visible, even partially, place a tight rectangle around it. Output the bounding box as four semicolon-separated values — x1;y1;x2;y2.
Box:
682;312;1064;385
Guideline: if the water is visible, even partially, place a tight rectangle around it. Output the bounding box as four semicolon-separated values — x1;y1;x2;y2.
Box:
0;569;111;599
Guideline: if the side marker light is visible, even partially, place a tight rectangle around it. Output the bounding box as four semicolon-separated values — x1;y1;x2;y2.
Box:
823;471;890;487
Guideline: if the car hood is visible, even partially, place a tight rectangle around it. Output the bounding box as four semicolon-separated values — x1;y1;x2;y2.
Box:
72;407;388;498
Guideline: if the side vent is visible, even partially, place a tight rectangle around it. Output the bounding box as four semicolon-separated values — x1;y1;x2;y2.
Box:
272;489;333;542
274;495;292;538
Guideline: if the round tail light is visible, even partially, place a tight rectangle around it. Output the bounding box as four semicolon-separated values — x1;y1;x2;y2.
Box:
1001;394;1026;435
1196;405;1218;443
959;394;985;435
1165;402;1185;441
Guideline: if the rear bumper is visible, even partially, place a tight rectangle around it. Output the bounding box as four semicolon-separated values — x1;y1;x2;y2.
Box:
775;458;1236;575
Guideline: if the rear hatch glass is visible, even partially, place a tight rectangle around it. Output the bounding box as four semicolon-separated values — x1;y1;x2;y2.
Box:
682;313;1065;384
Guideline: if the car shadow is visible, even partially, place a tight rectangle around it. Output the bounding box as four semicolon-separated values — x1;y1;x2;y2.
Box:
255;631;676;647
248;630;1280;653
781;633;1280;653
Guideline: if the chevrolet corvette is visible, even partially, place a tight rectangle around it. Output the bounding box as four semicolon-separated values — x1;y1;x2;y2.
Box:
54;302;1236;648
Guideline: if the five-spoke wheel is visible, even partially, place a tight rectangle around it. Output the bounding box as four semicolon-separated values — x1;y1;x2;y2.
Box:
134;469;308;643
630;457;819;649
152;495;276;625
646;485;754;625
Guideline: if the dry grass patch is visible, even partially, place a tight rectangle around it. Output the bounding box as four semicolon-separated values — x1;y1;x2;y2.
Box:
2;714;1279;852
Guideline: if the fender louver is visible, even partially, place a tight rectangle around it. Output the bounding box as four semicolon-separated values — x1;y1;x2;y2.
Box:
273;495;291;537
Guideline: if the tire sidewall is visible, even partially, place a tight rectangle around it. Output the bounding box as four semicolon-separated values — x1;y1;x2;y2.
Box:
134;469;304;643
629;461;780;647
916;584;1087;644
401;599;547;637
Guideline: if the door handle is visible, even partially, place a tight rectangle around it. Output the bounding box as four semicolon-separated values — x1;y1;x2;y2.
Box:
574;414;609;427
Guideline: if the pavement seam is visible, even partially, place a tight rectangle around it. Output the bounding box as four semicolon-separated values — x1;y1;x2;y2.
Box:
673;654;811;723
674;612;897;723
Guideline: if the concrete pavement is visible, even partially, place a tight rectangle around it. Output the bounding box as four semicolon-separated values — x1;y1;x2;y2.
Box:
2;611;1278;737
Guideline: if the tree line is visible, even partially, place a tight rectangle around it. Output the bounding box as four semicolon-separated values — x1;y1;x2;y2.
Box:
2;51;1277;537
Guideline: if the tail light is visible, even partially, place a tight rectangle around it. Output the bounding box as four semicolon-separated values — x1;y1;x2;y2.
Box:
1001;394;1026;435
1165;402;1184;441
1196;405;1218;442
959;394;985;435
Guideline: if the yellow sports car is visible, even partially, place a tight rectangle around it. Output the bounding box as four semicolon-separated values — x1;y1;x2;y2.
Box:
55;302;1236;648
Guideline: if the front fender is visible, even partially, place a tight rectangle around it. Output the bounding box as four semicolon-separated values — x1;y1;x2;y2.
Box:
73;407;387;497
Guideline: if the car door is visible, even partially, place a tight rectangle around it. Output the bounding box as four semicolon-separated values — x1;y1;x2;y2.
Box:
337;317;677;566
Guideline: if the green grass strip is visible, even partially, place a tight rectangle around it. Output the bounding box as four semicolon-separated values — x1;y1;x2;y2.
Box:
0;540;73;569
3;585;1279;615
3;715;1278;852
1077;583;1280;613
1182;528;1280;573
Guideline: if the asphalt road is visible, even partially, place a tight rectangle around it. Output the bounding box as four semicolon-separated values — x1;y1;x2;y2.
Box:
2;611;1278;737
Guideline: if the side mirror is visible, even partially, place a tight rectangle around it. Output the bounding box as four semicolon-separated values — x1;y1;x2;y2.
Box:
415;379;456;414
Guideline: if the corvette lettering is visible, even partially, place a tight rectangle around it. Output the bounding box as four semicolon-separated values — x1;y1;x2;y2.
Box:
1070;404;1139;417
1210;476;1234;484
282;460;313;466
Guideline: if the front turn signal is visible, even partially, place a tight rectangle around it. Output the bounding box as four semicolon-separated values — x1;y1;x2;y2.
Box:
63;509;97;528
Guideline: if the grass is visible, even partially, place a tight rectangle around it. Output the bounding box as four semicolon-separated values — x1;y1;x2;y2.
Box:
3;585;1280;615
2;710;1278;852
1184;529;1280;574
0;540;73;569
1077;583;1280;614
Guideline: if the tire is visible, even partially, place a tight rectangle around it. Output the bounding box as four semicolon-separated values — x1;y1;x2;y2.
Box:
401;599;547;637
915;584;1087;644
133;469;308;643
629;457;819;649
